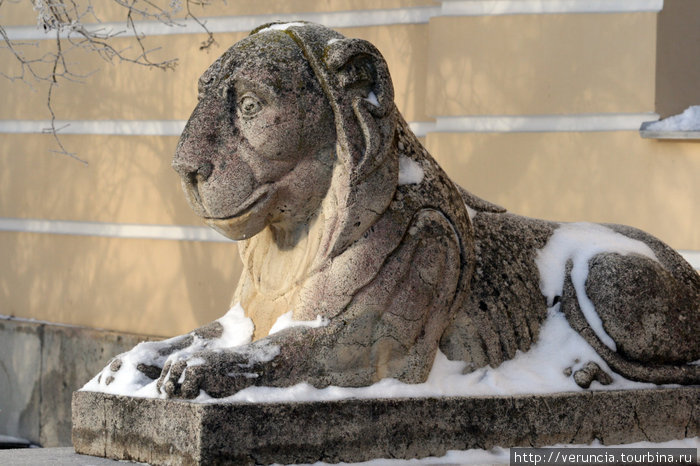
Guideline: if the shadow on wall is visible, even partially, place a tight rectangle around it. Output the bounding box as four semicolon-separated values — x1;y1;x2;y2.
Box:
655;0;700;118
426;13;654;116
428;131;700;251
0;27;244;122
0;132;241;337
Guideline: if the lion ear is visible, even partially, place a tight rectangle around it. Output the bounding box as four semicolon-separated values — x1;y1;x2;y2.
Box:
324;38;394;117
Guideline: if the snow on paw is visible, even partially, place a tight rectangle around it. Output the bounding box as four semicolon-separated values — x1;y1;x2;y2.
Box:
83;305;256;397
83;332;198;395
156;350;244;399
156;357;206;399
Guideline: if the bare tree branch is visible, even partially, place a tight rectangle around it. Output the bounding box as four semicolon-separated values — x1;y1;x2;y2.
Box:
46;29;87;163
184;0;216;50
0;0;217;162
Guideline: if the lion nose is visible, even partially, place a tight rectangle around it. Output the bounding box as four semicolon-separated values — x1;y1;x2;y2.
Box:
195;162;214;182
185;163;214;193
172;160;214;185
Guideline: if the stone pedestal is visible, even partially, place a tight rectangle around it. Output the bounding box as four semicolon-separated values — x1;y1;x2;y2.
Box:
72;388;698;465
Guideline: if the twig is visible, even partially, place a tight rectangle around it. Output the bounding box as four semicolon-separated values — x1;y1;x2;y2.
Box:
0;0;217;162
185;0;216;50
45;30;87;163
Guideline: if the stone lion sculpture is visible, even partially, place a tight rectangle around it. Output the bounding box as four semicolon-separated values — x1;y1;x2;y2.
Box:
93;22;699;399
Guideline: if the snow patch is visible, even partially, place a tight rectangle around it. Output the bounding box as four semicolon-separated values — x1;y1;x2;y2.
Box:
215;303;254;348
464;203;477;220
535;222;657;350
233;340;281;365
193;307;656;404
398;156;424;185
645;105;700;132
256;22;307;33
321;438;700;466
81;338;169;398
364;91;380;107
268;311;329;335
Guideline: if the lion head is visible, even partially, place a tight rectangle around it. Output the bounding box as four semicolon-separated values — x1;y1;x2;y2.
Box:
172;22;399;257
172;22;413;336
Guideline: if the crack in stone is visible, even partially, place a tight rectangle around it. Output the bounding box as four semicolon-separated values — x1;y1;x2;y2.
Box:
684;401;695;438
633;405;651;442
569;421;583;444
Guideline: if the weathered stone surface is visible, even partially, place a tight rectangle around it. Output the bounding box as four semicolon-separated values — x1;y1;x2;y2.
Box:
0;317;151;447
72;391;202;464
0;319;42;445
39;324;153;446
92;21;699;404
73;388;699;465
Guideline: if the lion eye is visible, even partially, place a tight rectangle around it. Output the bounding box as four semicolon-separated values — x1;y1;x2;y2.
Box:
239;94;263;118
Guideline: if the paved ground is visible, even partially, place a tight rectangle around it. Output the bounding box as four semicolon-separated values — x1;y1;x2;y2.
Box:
0;447;142;465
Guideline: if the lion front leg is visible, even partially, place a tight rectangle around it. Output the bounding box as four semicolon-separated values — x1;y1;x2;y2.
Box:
328;209;464;384
158;208;465;399
90;305;254;394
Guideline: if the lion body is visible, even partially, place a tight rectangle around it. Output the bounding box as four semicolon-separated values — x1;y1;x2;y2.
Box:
160;21;700;397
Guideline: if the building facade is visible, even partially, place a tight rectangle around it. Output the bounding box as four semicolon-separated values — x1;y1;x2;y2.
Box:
1;0;698;340
1;0;699;447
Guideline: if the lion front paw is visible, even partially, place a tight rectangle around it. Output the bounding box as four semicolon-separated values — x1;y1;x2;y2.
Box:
84;305;257;396
91;333;195;391
156;350;260;399
96;358;124;387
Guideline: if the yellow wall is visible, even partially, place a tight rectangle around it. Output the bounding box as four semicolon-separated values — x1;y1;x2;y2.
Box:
0;232;240;336
427;132;700;249
1;1;697;336
427;13;656;116
0;134;191;224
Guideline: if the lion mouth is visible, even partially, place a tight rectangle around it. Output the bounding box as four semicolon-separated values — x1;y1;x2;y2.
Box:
205;184;272;221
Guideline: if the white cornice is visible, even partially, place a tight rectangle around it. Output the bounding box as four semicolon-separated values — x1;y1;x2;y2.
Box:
0;120;186;136
433;113;659;133
3;1;663;41
0;218;232;242
0;114;659;136
2;7;439;41
440;0;663;16
1;217;697;271
678;250;700;270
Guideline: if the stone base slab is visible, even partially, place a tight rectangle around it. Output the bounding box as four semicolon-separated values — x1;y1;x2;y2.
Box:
72;387;699;465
